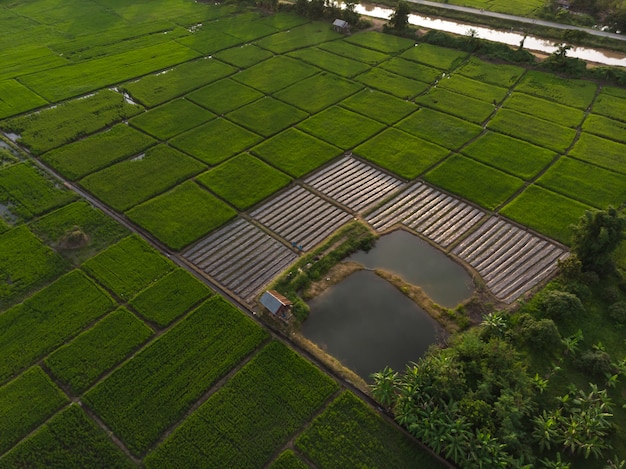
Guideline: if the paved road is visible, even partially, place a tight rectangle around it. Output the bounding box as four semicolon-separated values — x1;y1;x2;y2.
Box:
407;0;626;42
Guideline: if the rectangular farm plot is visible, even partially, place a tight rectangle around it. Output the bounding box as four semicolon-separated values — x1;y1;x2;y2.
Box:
424;154;525;210
0;366;67;455
288;47;370;78
318;40;388;65
515;70;597;109
227;97;307;137
84;296;268;455
397;107;482;150
256;21;341;54
183;218;298;301
126;180;237;250
345;31;415;54
44;308;153;395
400;43;468;70
355;68;429;99
379;57;442;84
41;124;156;180
196;153;291;210
82;235;174;300
415;88;495;124
0;79;47;120
355;128;449;179
592;87;626;121
145;341;338;469
0;405;134;468
297;106;385;150
129;99;215;140
274;72;363;113
501;185;593;245
488;109;576;153
176;28;243;55
502;92;584;128
569;133;626;175
304;156;404;212
0;270;115;383
252;128;341;178
270;451;309;469
232;56;319;94
341;88;417;125
458;56;524;87
214;44;273;68
80;144;206;212
438;74;508;103
130;268;212;327
187;78;263;114
582;113;626;144
170;118;262;165
537;156;626;209
251;185;352;251
122;58;236;107
462;131;556;180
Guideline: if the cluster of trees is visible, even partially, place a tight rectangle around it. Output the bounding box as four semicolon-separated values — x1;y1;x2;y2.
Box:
293;0;361;26
543;0;626;32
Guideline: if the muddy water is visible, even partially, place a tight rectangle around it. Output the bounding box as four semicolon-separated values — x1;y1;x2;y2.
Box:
303;269;442;381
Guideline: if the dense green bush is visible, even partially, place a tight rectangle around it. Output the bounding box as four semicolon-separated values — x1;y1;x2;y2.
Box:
539;290;586;320
522;318;561;349
608;301;626;324
575;349;615;376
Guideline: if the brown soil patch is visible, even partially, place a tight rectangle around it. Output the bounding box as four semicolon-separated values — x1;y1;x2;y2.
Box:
57;226;89;250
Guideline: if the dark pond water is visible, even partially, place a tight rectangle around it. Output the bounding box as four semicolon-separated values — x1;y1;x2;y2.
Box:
348;230;474;308
303;270;443;381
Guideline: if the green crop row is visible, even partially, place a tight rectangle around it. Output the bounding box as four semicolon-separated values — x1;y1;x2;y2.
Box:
458;56;524;88
438;74;508;103
256;22;340;54
515;70;597;110
0;404;133;469
45;308;153;395
296;391;446;468
341;89;417;125
187;78;263;114
347;30;415;54
582;113;626;144
82;235;174;300
569;132;626;175
592;89;626;122
0;366;67;454
0;44;67;81
288;47;370;78
129;268;212;327
0;79;48;120
129;99;214;140
379;57;442;84
85;296;268;455
214;44;273;69
400;43;468;70
0;270;115;383
415;87;495;124
355;67;429;99
319;40;388;65
502;92;584;128
1;90;143;155
233;55;319;94
42;124;156;180
145;341;338;468
227;97;307;137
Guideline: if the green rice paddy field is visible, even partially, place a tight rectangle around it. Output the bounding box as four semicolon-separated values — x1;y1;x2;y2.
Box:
1;0;625;466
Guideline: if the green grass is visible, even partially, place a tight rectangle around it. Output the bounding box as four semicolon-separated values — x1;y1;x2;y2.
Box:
84;296;268;456
288;47;370;78
232;55;319;94
0;404;134;469
396;107;482;150
424;154;525;210
582;113;626;144
503;92;585;128
175;29;243;55
129;268;212;327
400;43;468;69
80;144;206;212
0;226;68;308
211;14;278;42
0;270;115;383
340;88;417;125
0;366;67;454
44;308;153;395
515;70;598;110
488;108;577;153
537;156;626;209
144;341;338;468
355;128;449;179
82;235;174;300
500;185;592;245
227;97;307;137
592;87;626;121
187;78;263;114
355;67;430;99
0;163;77;218
438;74;508;103
255;21;341;54
345;31;415;54
122;58;235;107
129;99;214;140
41;124;156;180
0;44;67;81
458;56;524;87
251;128;341;177
196;153;291;210
569;132;626;175
296;391;446;468
318;40;388;65
275;72;362;113
29;201;130;264
298;106;385;150
214;44;273;68
126;181;237;250
379;57;442;83
1;89;143;155
0;79;48;119
462;131;556;180
415;87;495;124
